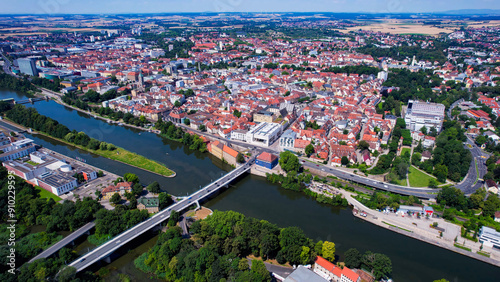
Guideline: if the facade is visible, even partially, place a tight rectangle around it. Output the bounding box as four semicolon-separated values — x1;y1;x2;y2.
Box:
253;110;275;123
479;226;500;249
230;129;247;142
222;145;239;166
313;256;359;282
137;197;160;213
404;100;445;132
36;171;78;196
0;138;36;161
209;140;224;160
246;122;281;147
18;58;38;76
280;129;297;150
102;182;133;200
255;152;278;169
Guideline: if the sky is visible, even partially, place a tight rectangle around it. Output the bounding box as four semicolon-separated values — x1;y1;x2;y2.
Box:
0;0;499;14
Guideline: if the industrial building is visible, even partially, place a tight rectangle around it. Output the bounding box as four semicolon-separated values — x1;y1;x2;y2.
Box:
17;58;38;76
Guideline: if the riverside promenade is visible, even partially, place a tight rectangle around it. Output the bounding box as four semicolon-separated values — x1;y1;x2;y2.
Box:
338;189;500;267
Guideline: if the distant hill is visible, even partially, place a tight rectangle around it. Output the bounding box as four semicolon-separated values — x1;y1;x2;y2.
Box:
436;9;500;15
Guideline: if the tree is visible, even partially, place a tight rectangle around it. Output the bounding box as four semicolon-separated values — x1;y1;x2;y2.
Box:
344;248;361;268
147;181;161;194
124;173;139;184
279;151;301;173
183;118;190;125
198;124;206;132
158;193;172;210
305;144;315;157
110;193;122;205
372;253;392;280
322;241;335;263
411;153;422;166
236;153;245;164
341;156;349;166
168;210;180;227
358;140;370;151
174;100;181;107
421;126;428;135
251;259;271;282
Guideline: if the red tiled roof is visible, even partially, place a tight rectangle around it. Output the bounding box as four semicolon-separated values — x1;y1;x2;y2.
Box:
341;267;360;282
257;152;278;163
315;256;335;273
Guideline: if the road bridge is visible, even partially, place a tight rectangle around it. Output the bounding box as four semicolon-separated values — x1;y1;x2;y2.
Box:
68;159;253;272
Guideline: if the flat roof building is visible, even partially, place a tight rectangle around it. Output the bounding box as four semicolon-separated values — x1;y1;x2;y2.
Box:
404;100;445;132
246;122;281;147
479;226;500;249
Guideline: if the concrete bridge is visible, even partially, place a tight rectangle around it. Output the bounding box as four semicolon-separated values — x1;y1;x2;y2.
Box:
28;222;95;263
68;159;253;272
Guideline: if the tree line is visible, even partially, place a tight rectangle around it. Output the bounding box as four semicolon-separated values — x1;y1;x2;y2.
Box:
135;210;393;281
156;120;207;153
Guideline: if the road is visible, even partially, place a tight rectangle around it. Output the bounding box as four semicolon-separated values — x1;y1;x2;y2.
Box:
0;51;15;76
455;137;489;194
300;160;437;198
68;159;253;272
28;222;95;263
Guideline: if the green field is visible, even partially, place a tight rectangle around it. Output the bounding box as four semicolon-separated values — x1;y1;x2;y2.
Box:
401;147;411;156
408;166;440;187
36;186;62;202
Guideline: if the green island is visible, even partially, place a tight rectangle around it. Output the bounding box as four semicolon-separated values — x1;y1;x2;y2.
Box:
0;103;175;177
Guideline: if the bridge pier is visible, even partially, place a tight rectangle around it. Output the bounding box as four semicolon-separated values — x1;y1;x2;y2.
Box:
195;200;200;211
29;98;33;103
103;256;112;264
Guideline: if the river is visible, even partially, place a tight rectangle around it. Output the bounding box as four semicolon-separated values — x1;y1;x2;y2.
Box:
1;88;498;281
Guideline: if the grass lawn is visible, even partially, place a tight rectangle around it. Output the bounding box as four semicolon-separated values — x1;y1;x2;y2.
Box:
401;147;411;156
396;177;407;186
408;166;440;187
36;186;62;202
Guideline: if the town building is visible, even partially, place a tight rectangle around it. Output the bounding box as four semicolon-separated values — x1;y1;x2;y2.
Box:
102;182;134;200
245;122;281;147
17;58;38;76
313;256;360;282
222;145;239;166
279;129;297;150
404;100;445;132
255;152;279;169
137;197;160;213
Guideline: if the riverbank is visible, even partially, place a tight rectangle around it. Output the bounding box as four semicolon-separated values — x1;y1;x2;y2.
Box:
340;189;500;268
1;118;176;178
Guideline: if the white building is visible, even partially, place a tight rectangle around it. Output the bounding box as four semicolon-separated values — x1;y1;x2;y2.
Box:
404;100;445;132
245;122;282;147
279;129;296;150
0;138;36;162
479;226;500;249
230;129;247;142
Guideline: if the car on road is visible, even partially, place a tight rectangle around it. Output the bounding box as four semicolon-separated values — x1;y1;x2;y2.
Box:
384;185;388;188
188;196;192;200
80;258;86;262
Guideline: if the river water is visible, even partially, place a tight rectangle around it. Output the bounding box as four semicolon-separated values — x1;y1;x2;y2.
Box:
1;89;498;281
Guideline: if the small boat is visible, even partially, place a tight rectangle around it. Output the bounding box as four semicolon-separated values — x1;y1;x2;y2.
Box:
138;133;141;135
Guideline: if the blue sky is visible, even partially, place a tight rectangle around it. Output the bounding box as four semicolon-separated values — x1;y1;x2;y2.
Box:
1;0;499;14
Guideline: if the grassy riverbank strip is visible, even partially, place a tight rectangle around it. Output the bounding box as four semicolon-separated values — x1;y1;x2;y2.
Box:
2;118;175;177
35;130;176;177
